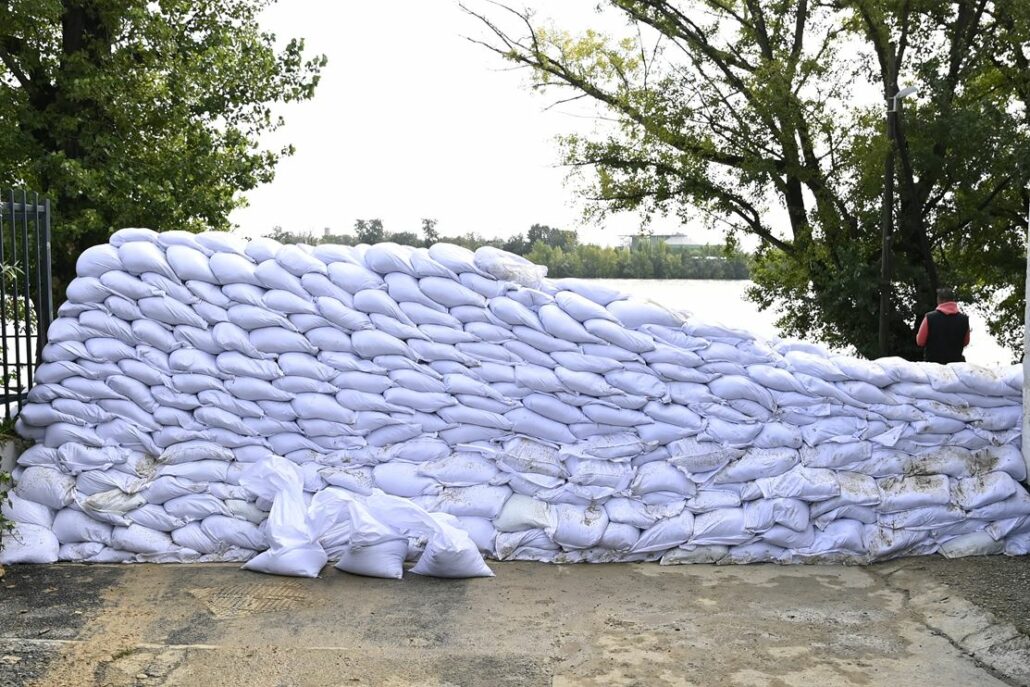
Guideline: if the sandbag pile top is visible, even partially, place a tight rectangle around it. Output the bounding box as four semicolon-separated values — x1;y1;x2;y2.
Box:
2;227;1029;573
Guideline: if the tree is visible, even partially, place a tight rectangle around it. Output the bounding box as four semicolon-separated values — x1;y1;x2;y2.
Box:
268;226;318;245
465;1;1030;360
354;219;385;244
527;223;579;251
388;231;421;247
421;218;440;247
0;1;326;293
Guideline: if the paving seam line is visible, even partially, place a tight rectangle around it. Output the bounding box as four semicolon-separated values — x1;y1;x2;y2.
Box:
868;564;1030;687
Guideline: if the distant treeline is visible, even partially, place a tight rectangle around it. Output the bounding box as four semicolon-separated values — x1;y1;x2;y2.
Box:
269;220;751;280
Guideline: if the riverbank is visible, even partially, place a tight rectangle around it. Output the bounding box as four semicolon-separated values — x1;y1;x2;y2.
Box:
596;279;1012;368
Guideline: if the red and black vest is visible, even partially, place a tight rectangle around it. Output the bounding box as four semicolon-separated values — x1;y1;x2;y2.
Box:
922;310;969;364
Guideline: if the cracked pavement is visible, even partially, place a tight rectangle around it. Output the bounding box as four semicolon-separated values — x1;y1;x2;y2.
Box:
0;558;1028;686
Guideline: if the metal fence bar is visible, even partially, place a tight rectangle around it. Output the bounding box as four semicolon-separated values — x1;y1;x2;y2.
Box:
22;188;34;391
43;198;53;328
9;189;22;415
0;197;8;416
34;192;45;365
1;188;53;420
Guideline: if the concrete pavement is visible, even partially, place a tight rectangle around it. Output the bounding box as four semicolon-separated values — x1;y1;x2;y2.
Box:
0;558;1028;686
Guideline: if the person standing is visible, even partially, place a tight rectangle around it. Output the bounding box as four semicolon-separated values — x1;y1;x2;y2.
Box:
915;287;970;364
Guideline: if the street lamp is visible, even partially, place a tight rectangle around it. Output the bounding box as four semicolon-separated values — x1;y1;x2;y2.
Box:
878;84;919;358
1022;185;1030;479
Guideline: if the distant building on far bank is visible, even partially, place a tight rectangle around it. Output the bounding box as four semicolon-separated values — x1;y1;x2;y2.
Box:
623;233;706;251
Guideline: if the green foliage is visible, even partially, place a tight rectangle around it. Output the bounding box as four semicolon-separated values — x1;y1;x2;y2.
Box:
0;0;326;294
0;416;13;552
0;471;11;552
267;221;750;279
466;0;1030;360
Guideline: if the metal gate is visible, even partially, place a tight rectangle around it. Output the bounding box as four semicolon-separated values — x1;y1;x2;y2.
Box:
1;190;53;420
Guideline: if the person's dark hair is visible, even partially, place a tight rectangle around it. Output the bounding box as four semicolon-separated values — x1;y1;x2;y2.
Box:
936;287;956;303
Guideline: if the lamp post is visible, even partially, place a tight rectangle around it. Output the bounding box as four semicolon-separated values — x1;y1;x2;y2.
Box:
1022;186;1030;480
879;85;918;358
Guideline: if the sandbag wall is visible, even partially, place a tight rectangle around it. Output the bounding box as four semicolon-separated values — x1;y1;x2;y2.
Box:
2;228;1029;568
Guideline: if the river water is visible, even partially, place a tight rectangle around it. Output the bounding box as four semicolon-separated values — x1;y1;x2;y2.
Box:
591;279;1013;368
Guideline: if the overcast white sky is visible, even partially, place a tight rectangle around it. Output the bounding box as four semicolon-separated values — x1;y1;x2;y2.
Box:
229;0;724;247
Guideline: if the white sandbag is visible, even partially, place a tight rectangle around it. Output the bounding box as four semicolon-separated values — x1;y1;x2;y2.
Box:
414;485;512;519
364;242;415;275
512;326;578;353
275;244;327;277
505;408;576;444
418;276;485;308
552;367;616;396
289;393;355;424
245;236;283;263
409;248;459;279
457;272;509;299
324;263;383;296
351;329;412;359
0;522;60;564
631;510;695;553
58;541;108;561
537;304;601;343
80;489;147;520
368;423;424;446
111;523;179;554
194;231;248;255
493;494;551;532
690;508;752;545
201;515;267;551
127;504;189;532
746;466;839;501
137;295;207;328
714;448;798;484
953;472;1018;510
249;326;317;355
426;243;483;275
939;531;1004;558
163;494;232;521
141;476;207;504
336;539;409;578
158;459;231;482
76;469;146;496
240;457;328;578
582;321;656;357
409;512;494;578
604;370;668;399
546;503;608;549
473;246;546;287
2;493;55;528
629;462;696;498
606;299;683;328
373;463;440;497
166;245;216;282
77;243;123;278
488;296;544;331
408;340;477;365
160;440;235;465
969;489;1030;521
877;475;951;512
117;240;176;279
665;438;742;475
15;466;76;509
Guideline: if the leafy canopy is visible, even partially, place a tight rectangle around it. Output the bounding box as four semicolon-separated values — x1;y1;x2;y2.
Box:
465;0;1030;360
0;0;325;289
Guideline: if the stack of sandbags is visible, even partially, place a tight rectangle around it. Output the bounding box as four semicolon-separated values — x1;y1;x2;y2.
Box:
2;228;1027;574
